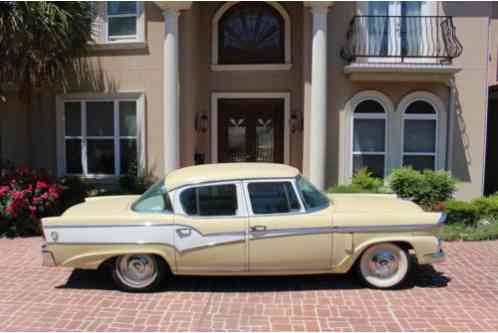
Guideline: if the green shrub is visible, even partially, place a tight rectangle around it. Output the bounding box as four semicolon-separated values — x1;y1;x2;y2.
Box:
470;194;498;220
57;176;92;212
327;169;387;194
119;162;152;194
443;200;478;225
351;169;383;192
389;167;456;210
327;184;366;193
442;221;498;241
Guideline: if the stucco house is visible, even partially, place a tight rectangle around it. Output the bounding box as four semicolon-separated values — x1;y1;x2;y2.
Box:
1;1;498;200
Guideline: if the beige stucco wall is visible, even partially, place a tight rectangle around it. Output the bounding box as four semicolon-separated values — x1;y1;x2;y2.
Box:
190;2;304;170
0;1;493;201
303;2;490;200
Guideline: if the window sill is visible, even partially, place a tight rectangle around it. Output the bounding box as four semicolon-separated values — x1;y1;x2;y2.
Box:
211;64;292;71
89;41;147;52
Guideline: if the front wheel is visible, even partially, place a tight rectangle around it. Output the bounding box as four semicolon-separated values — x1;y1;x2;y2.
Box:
112;254;165;292
357;243;411;289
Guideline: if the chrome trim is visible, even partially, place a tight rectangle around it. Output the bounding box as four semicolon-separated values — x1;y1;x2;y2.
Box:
427;250;446;263
438;212;448;225
48;239;246;254
168;176;298;192
331;223;440;233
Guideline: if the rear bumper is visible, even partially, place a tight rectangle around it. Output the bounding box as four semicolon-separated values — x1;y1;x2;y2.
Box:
423;249;446;264
41;243;56;267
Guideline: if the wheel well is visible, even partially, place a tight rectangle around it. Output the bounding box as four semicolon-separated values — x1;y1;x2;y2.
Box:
98;254;172;274
353;241;415;269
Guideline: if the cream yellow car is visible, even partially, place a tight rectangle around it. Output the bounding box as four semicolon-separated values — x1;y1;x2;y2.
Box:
41;163;445;291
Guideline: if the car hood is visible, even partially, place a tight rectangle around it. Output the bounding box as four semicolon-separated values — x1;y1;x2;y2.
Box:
62;195;140;218
327;193;423;214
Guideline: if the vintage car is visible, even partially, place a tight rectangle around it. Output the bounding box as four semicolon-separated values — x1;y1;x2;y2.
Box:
41;163;445;291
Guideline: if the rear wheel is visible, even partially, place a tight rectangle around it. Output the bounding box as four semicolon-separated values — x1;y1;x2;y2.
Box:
357;243;410;289
112;254;165;292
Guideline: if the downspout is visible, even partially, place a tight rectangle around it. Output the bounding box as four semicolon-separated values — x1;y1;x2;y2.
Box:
445;79;456;172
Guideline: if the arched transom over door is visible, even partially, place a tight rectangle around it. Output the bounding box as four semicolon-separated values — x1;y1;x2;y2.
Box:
217;2;286;65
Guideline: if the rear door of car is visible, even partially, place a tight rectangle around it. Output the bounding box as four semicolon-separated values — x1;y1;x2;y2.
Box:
244;179;332;272
172;181;249;273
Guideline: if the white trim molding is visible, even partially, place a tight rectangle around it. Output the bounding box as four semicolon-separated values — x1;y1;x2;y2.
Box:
55;92;146;179
210;92;291;165
398;91;447;171
211;2;292;71
340;91;394;183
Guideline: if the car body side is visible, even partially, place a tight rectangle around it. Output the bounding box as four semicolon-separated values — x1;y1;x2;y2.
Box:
41;180;445;275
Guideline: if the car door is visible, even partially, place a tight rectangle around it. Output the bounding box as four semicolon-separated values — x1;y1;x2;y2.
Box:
244;179;332;272
172;181;249;273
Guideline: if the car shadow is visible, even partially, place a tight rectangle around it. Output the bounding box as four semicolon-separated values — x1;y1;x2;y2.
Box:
56;264;450;293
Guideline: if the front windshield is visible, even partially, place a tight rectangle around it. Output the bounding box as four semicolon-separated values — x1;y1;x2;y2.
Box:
296;175;330;210
132;179;172;213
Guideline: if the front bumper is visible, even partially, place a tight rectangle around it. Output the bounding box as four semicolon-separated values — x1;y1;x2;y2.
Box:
41;243;56;267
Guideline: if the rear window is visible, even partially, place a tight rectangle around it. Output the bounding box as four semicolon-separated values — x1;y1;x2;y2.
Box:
296;176;329;210
180;184;238;216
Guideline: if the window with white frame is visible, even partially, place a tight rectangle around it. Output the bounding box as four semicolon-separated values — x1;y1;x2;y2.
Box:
402;100;437;171
107;2;138;41
352;100;387;178
63;100;138;176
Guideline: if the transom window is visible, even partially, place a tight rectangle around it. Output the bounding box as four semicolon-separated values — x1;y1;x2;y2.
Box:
107;1;138;41
218;2;285;64
63;100;138;176
352;100;387;178
247;181;300;214
402;101;437;171
180;184;238;216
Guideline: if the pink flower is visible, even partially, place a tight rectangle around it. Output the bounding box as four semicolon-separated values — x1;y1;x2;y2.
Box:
35;181;48;190
0;186;9;197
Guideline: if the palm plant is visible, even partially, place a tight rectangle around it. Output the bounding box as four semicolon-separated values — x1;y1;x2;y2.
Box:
0;2;94;102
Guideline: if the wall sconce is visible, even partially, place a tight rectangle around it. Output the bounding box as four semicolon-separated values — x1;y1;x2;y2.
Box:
289;111;303;133
195;112;209;133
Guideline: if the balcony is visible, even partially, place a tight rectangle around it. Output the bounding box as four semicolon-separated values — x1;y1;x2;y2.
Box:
340;16;463;82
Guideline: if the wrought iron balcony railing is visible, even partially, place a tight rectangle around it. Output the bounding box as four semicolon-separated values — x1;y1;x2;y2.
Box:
341;16;463;63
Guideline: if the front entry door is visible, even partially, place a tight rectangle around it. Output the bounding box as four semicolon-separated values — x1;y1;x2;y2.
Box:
218;99;284;163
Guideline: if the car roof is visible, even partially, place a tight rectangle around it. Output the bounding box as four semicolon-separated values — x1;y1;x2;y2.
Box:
164;163;300;190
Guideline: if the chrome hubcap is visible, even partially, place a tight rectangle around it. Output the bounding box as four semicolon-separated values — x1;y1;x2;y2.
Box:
116;254;157;288
368;251;399;278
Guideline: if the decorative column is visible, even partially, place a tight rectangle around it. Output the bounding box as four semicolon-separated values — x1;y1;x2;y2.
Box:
308;3;330;189
162;8;180;173
157;2;191;173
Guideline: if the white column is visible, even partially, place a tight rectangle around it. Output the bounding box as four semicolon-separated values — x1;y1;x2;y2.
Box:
309;5;329;189
163;8;180;174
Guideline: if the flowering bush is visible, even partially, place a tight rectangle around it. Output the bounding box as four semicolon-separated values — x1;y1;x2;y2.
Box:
0;165;63;237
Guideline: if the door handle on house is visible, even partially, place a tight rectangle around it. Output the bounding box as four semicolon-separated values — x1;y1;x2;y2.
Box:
250;225;267;232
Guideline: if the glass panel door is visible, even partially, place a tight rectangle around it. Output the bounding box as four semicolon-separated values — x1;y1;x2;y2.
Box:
218;99;284;163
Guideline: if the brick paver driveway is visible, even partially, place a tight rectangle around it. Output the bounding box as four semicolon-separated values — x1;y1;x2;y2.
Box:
0;238;498;331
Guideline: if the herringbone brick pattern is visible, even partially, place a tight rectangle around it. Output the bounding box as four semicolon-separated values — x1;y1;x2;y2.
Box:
0;238;497;331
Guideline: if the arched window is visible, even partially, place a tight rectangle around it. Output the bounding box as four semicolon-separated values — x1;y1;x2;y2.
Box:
352;100;387;178
214;2;289;66
402;100;438;171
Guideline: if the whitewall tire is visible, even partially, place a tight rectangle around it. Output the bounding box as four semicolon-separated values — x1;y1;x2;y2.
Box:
357;243;410;289
112;254;165;292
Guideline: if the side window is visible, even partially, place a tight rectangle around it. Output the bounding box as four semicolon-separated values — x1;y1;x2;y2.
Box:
132;180;172;213
296;176;329;210
180;184;238;216
248;182;301;215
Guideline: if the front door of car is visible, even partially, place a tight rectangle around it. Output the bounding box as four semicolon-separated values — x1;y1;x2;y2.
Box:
173;182;249;273
244;180;332;272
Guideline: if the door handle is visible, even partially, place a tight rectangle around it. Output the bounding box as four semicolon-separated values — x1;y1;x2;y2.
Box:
250;225;267;232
